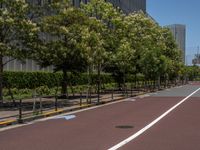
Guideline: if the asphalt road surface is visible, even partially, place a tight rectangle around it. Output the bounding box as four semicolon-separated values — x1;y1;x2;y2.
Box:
0;83;200;150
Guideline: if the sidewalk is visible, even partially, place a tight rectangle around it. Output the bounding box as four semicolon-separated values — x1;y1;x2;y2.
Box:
0;91;142;127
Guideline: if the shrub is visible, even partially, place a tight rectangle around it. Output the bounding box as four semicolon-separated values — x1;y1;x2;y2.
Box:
36;86;51;95
3;71;114;89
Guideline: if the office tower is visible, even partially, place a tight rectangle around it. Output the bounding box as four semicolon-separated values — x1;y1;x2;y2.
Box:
166;24;186;63
71;0;146;13
107;0;146;14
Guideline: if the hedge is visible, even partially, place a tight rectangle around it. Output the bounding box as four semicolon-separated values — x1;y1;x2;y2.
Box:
2;71;147;89
3;71;114;89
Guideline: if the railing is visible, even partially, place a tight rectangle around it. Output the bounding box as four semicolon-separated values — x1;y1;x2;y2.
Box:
0;80;188;126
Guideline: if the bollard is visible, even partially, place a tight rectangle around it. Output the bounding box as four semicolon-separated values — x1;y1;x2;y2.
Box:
55;96;58;111
86;91;89;104
39;96;43;114
126;87;128;97
131;84;133;97
80;92;82;106
18;99;23;123
89;91;92;104
111;89;114;100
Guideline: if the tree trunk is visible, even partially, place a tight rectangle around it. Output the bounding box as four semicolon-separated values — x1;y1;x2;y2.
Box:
97;63;101;103
0;56;3;106
134;74;137;89
69;83;75;97
123;69;126;95
61;69;68;98
157;75;161;90
87;66;92;103
69;73;75;97
8;86;16;106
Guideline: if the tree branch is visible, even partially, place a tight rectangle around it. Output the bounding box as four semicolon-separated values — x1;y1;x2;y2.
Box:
3;58;16;66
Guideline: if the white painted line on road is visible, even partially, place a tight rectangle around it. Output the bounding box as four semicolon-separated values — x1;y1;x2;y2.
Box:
108;87;200;150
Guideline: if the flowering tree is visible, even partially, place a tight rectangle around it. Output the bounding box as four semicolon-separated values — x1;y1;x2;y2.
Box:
81;0;123;100
33;1;90;96
0;0;38;104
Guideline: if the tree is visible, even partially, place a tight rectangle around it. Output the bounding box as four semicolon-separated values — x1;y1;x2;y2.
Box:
81;0;123;101
121;12;161;87
0;0;38;104
161;27;183;83
81;18;106;100
113;38;134;89
33;1;89;96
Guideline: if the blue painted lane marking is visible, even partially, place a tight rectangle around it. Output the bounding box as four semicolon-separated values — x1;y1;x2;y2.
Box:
54;115;76;120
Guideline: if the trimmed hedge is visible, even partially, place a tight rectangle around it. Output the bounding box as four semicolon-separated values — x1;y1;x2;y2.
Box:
3;71;146;89
3;71;114;89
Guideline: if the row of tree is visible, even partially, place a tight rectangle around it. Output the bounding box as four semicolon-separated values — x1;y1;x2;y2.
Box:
0;0;196;104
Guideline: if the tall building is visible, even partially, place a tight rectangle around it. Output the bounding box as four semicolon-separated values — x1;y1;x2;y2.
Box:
107;0;146;14
72;0;146;13
4;0;146;72
166;24;186;63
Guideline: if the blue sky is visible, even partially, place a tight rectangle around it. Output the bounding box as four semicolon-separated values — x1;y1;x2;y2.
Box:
147;0;200;61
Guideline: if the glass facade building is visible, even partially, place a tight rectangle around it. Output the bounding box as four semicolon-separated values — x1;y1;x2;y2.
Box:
166;24;186;63
107;0;146;14
72;0;146;13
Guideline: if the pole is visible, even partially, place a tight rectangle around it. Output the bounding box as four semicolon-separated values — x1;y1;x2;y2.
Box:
18;99;23;123
55;96;58;111
0;55;3;105
97;63;100;104
111;89;114;100
131;83;133;97
80;92;82;106
40;96;42;114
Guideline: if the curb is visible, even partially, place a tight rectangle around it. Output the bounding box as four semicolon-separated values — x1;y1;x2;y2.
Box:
0;119;17;127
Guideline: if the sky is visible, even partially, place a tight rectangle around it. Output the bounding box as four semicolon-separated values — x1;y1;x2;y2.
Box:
147;0;200;64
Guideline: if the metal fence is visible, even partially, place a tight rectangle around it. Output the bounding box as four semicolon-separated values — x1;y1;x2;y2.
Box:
0;80;188;127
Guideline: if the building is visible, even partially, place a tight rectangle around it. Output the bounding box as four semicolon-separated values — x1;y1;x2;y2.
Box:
166;24;186;63
72;0;146;13
107;0;146;14
4;0;146;72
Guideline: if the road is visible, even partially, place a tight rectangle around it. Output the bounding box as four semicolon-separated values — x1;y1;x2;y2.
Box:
0;83;200;150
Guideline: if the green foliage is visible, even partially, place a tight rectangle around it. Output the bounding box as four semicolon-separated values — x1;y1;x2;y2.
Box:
3;71;62;89
0;0;187;101
2;71;114;89
3;88;32;100
0;0;39;60
186;66;200;81
0;0;39;101
32;1;92;94
36;85;51;95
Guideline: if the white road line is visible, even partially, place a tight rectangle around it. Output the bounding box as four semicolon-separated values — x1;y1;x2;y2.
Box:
108;87;200;150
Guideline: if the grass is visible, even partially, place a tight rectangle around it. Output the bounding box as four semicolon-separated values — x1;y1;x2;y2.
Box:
2;82;153;101
2;83;118;101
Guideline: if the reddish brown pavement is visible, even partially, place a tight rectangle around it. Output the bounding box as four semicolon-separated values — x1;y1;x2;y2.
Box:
190;81;200;86
120;97;200;150
0;97;182;150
